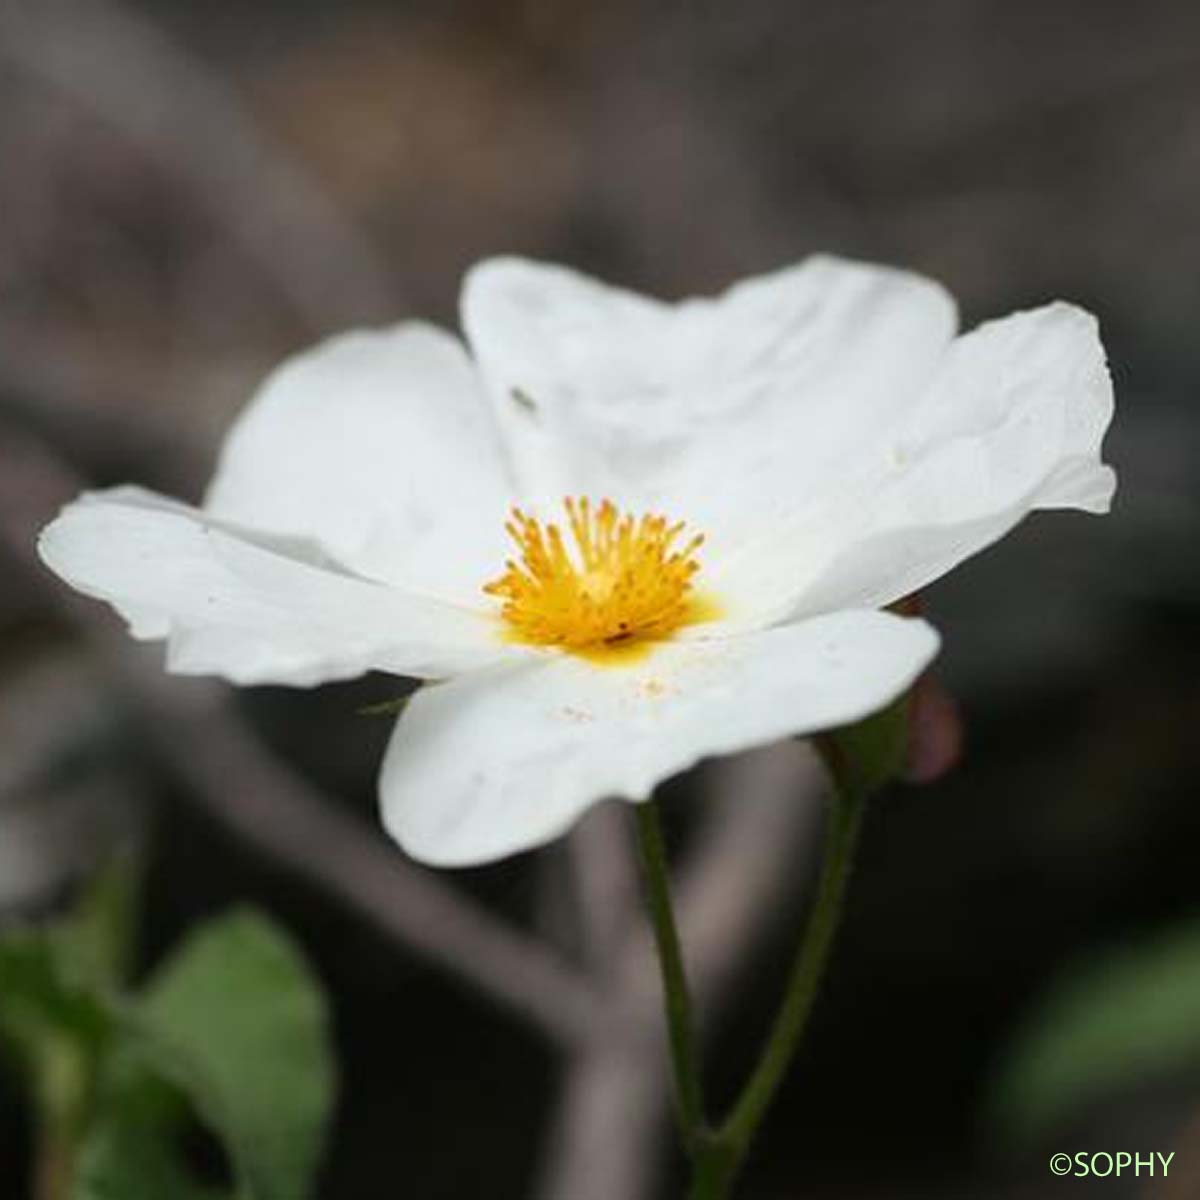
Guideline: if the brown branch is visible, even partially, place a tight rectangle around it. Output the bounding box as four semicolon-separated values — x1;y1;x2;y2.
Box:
676;743;825;1012
0;330;210;498
567;803;641;976
0;424;599;1045
0;0;402;330
534;1014;669;1200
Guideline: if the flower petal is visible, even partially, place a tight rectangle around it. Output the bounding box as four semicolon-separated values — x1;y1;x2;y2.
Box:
38;488;516;686
381;610;938;866
461;255;957;542
712;302;1116;626
460;257;671;502
205;322;513;603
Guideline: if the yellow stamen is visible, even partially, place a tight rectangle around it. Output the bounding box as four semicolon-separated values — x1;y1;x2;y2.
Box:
484;497;708;654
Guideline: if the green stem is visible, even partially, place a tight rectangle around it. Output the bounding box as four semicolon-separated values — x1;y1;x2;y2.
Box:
633;799;706;1145
687;1135;741;1200
33;1038;91;1200
689;768;869;1199
34;1117;75;1200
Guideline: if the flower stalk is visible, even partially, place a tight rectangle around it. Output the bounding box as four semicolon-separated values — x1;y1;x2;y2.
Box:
635;744;871;1199
632;800;706;1145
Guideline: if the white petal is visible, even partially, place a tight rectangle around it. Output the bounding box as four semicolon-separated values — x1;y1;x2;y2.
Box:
38;488;517;686
715;302;1116;626
205;322;513;603
662;256;958;537
381;610;938;866
461;256;671;502
461;255;957;543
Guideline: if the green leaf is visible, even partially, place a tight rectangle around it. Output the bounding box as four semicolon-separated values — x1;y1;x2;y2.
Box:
0;853;141;1084
1;900;335;1200
0;854;142;1180
77;1125;227;1200
132;909;336;1200
0;932;112;1064
75;1064;228;1200
0;930;111;1108
986;919;1200;1147
54;853;143;993
0;928;114;1200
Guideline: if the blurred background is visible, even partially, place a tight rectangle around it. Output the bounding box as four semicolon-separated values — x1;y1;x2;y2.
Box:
2;1;1199;1197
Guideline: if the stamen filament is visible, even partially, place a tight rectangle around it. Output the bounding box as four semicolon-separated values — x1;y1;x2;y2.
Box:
484;497;706;651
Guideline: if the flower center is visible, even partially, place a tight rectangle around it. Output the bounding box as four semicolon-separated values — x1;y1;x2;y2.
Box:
484;497;706;652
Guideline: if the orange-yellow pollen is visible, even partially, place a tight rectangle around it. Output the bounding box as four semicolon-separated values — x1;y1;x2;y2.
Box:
484;497;706;651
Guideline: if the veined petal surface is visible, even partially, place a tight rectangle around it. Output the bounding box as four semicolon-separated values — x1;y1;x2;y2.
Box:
461;254;958;542
205;322;513;604
38;488;516;685
705;301;1116;628
381;609;938;866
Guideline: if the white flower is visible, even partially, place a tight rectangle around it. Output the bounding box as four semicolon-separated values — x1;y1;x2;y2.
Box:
38;256;1115;866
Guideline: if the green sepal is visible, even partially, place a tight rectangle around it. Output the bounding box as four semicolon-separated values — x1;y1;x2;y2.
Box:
356;696;410;718
816;694;911;799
